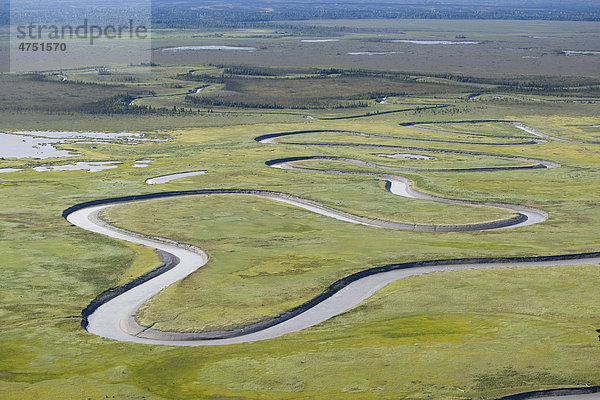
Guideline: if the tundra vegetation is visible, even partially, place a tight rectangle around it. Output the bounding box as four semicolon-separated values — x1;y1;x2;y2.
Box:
0;14;599;400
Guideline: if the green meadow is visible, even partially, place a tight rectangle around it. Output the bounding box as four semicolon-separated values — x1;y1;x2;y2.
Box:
1;19;600;400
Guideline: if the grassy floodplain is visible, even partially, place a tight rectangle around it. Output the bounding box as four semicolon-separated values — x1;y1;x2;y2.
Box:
2;111;599;398
1;16;600;400
96;117;600;334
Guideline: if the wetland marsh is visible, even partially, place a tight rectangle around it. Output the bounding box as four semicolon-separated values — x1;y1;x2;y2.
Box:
1;8;599;400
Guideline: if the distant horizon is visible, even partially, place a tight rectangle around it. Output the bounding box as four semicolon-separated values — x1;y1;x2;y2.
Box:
3;1;599;33
7;0;600;14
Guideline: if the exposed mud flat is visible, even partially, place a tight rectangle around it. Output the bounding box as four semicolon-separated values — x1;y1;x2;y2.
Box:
162;46;257;51
15;131;145;140
378;153;437;160
0;131;169;160
34;162;121;173
0;132;79;159
132;160;153;168
301;39;340;43
562;50;600;56
0;160;154;173
391;40;479;45
347;51;402;55
146;170;206;184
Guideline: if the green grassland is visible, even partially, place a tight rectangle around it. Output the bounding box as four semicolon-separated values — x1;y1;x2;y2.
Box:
291;152;541;171
1;22;600;399
415;122;532;138
0;115;598;400
93;117;599;335
2;114;596;399
100;195;516;332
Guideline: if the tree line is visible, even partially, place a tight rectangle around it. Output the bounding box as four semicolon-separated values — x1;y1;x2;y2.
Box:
185;95;368;110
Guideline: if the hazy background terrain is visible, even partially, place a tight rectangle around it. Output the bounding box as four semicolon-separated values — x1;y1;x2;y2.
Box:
4;0;600;25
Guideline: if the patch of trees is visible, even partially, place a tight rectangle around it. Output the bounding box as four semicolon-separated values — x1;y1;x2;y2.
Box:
185;95;285;109
176;73;225;84
313;69;415;81
344;92;408;100
79;95;152;114
79;95;197;115
215;65;310;77
150;2;600;29
25;73;131;88
177;67;421;83
418;72;600;90
223;66;277;76
185;95;368;110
